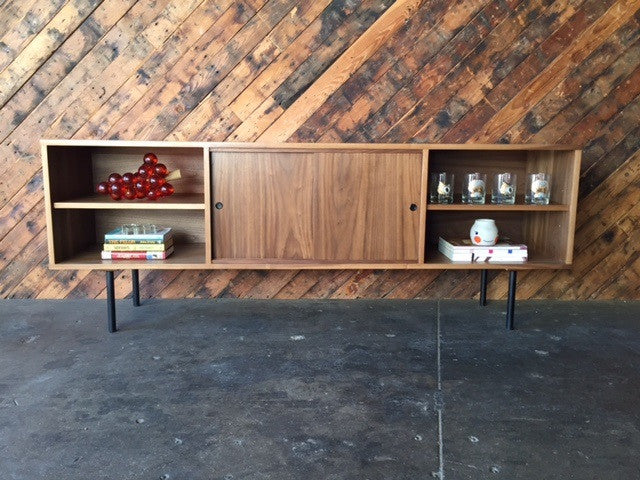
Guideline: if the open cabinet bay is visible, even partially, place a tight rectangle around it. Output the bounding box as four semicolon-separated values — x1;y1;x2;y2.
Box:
42;140;580;270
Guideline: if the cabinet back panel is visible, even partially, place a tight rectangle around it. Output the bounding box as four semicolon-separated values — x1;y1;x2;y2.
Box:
523;211;571;263
211;150;423;261
94;210;205;245
427;212;525;245
525;150;579;205
92;147;205;195
427;211;569;263
429;150;528;198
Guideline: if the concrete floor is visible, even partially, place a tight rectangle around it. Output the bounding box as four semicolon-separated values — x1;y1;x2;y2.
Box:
0;299;639;479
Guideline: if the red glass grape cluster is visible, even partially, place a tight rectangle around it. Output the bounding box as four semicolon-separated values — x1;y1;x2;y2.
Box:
96;153;175;201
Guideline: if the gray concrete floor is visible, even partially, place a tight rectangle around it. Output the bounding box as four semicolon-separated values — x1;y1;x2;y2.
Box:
0;299;639;479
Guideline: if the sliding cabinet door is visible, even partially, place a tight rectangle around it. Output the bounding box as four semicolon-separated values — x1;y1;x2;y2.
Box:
211;149;423;263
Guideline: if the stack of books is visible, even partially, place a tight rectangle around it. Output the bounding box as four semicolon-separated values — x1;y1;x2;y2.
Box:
101;227;174;260
438;237;528;263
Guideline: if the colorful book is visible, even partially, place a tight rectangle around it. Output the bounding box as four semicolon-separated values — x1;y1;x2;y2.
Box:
104;238;166;245
101;246;174;260
104;227;172;242
103;239;173;252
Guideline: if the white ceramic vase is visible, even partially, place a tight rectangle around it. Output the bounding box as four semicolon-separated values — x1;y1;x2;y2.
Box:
470;219;498;246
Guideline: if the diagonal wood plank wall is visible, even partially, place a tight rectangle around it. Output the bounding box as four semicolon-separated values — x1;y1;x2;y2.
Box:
1;0;639;301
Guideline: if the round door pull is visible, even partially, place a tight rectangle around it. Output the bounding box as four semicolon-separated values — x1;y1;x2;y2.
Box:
215;202;224;210
409;203;418;211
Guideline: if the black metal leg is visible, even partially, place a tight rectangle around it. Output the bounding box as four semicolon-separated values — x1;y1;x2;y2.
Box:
132;269;140;307
506;270;517;330
479;269;488;306
106;271;117;333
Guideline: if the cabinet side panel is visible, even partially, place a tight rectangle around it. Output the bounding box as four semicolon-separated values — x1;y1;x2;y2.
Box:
42;143;56;265
419;150;429;263
203;147;212;262
565;150;582;263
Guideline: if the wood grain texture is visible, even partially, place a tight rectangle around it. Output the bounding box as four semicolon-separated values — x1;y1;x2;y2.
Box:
211;149;423;261
1;0;639;300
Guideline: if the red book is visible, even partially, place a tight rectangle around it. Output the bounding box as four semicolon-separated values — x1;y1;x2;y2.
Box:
101;246;174;260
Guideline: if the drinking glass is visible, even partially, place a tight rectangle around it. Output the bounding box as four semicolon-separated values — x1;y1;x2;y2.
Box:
462;173;487;204
121;224;140;235
429;172;454;204
525;173;551;204
142;224;157;234
491;172;517;204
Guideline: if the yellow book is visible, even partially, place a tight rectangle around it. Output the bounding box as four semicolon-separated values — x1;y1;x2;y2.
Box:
103;240;173;252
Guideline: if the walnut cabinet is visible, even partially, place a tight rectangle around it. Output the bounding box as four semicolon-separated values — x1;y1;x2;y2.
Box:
41;140;581;331
42;140;581;271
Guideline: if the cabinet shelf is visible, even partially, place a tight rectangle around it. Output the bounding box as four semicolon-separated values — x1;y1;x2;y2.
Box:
50;243;206;270
423;250;568;270
53;193;205;210
426;202;569;212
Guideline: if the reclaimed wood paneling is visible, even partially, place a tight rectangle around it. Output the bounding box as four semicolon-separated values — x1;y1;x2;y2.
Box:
1;0;639;300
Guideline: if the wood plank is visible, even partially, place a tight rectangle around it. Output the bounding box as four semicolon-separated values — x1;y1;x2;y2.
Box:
0;0;66;72
170;0;334;140
75;0;237;139
385;0;587;142
256;0;424;141
470;0;640;142
109;0;289;140
505;18;640;143
0;0;102;107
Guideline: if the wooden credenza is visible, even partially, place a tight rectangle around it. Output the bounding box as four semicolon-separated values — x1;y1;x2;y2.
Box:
41;140;581;331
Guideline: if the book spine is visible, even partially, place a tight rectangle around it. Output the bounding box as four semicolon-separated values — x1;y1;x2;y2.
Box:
104;234;171;242
104;238;166;245
103;243;171;252
101;247;173;260
472;254;528;263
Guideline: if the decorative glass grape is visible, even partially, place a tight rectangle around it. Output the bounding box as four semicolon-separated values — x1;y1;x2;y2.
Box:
96;182;109;194
96;153;176;201
108;182;122;195
143;153;158;165
146;189;160;200
123;187;136;200
122;172;135;184
149;175;166;188
160;183;174;196
138;165;154;177
134;179;149;192
108;173;122;184
154;163;168;177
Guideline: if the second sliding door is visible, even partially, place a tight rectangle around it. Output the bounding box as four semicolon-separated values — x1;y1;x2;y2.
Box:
211;149;423;263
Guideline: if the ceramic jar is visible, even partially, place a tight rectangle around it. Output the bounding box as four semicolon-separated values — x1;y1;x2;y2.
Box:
470;219;498;246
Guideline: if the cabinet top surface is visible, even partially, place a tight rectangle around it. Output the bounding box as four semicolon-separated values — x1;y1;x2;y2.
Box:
41;139;580;151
